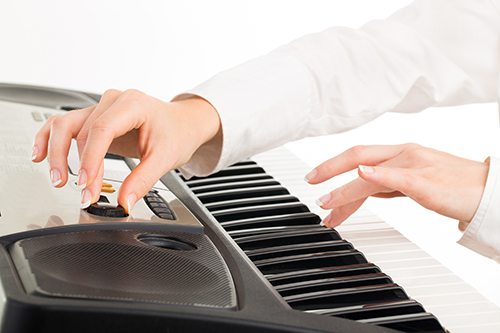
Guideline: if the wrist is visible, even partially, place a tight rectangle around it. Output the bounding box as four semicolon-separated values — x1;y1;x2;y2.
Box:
171;96;221;147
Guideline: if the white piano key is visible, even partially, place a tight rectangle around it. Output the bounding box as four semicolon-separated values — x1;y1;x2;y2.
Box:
404;282;477;298
387;265;453;280
452;324;500;333
428;301;500;315
393;273;463;287
353;241;421;253
363;249;430;263
343;235;408;247
337;229;403;239
333;222;392;232
412;291;490;308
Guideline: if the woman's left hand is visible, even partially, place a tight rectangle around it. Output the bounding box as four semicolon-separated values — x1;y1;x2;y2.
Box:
305;144;490;228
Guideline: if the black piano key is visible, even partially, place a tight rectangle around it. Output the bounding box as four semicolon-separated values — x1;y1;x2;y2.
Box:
185;173;273;187
220;212;321;231
255;250;368;274
285;284;409;311
228;225;326;239
275;273;392;297
235;228;342;250
205;195;300;211
319;300;426;320
245;239;354;261
266;264;382;286
360;313;446;333
230;160;258;166
212;202;311;222
196;185;290;204
187;165;266;181
192;179;281;194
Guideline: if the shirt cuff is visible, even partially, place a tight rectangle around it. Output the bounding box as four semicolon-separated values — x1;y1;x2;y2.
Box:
458;156;500;262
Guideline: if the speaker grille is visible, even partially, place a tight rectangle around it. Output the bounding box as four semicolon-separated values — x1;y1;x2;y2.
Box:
10;229;236;308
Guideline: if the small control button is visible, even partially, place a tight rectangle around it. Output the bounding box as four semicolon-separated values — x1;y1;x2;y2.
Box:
143;191;176;220
31;112;43;122
98;195;110;203
149;202;165;208
86;203;128;218
155;208;172;214
101;182;116;193
158;213;174;220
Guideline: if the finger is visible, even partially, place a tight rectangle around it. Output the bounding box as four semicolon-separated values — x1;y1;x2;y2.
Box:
78;92;139;187
32;118;52;163
81;161;104;209
32;107;93;163
317;177;389;209
305;144;416;184
372;191;405;198
118;154;173;214
358;165;431;203
77;89;123;156
322;198;366;228
76;90;122;186
46;110;93;187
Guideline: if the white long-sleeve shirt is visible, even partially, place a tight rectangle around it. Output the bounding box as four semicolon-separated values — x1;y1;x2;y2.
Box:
176;0;500;261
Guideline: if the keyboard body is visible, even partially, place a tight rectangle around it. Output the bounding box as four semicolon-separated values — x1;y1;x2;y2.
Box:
0;83;497;333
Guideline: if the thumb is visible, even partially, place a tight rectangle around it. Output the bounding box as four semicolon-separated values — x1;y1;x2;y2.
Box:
357;165;429;199
118;155;173;214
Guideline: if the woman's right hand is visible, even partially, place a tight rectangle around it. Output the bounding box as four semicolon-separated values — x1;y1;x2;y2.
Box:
306;144;489;228
32;89;221;213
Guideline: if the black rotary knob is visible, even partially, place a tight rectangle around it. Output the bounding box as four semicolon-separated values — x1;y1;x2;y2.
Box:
86;203;128;218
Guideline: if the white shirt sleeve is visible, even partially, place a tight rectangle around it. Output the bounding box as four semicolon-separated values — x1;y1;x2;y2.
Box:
176;0;500;178
459;157;500;262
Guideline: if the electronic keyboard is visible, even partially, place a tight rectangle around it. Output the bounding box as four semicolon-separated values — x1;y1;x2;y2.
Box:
0;83;499;333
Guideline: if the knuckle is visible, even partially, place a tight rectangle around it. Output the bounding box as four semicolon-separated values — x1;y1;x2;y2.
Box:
49;115;66;128
403;143;421;151
90;119;112;132
101;89;122;101
87;119;115;139
76;132;87;145
399;171;417;192
403;146;429;164
123;89;144;100
348;145;367;162
333;188;347;205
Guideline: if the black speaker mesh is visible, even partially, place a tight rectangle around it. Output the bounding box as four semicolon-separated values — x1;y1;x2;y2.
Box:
10;229;236;308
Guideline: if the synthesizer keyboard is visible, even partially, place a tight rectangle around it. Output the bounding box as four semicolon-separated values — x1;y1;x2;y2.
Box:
0;83;498;333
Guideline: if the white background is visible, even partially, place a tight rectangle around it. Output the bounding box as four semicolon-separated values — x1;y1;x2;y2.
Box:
1;0;500;307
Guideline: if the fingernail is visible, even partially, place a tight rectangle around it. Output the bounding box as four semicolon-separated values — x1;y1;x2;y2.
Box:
316;193;331;207
31;145;39;161
359;165;375;174
304;169;318;182
77;169;87;189
81;189;91;209
125;193;137;214
321;213;332;227
50;169;62;187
